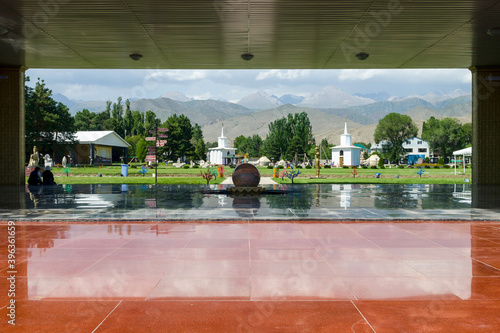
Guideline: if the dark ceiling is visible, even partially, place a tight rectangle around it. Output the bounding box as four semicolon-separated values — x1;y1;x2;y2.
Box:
1;0;500;69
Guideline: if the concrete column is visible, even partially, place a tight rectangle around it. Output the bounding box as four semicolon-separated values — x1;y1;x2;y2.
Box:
471;67;500;185
0;67;26;186
471;67;500;208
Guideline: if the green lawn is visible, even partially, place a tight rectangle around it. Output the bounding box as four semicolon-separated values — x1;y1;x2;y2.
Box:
42;163;471;185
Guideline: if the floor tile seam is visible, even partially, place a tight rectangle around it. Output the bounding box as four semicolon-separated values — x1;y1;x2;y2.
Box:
91;300;122;333
248;220;253;301
67;239;136;280
320;253;359;301
470;258;500;271
350;300;377;333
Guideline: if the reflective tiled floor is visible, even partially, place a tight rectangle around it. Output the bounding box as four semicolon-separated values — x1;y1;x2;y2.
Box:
2;183;500;221
2;221;500;332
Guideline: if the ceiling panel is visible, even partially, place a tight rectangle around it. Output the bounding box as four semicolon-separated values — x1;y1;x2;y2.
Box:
1;0;500;69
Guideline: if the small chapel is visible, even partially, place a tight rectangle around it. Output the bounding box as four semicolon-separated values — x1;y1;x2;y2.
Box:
208;126;236;165
331;121;361;167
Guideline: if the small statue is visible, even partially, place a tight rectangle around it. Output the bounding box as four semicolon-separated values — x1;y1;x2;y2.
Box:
28;146;40;166
314;146;320;177
62;156;67;168
44;154;53;168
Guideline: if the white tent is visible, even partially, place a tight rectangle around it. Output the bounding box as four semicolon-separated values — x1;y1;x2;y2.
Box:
258;156;271;167
453;147;472;175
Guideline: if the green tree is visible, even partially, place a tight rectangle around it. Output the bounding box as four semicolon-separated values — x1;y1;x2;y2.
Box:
123;99;133;137
125;135;144;158
191;123;206;160
262;112;313;161
131;110;145;136
144;110;160;136
286;136;303;161
25;77;76;162
374;113;418;164
162;114;194;161
462;123;472;146
135;138;148;162
422;117;466;162
194;139;207;161
234;135;248;155
247;134;263;157
74;109;96;131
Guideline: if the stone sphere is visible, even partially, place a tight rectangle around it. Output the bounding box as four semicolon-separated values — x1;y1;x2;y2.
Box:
232;163;260;187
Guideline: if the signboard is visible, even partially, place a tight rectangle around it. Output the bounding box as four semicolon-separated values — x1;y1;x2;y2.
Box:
145;155;156;162
147;147;156;152
149;130;157;134
157;128;168;132
156;139;167;147
145;137;156;141
158;134;168;138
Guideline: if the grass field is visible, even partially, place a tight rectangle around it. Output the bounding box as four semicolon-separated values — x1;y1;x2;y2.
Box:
42;163;472;185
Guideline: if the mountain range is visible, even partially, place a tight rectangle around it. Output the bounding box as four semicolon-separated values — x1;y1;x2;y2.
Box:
54;87;472;147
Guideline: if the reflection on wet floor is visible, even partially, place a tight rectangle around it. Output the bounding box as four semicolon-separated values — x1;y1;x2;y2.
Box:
1;183;499;221
1;221;500;332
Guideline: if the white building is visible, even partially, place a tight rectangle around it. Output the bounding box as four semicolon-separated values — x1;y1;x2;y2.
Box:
331;121;361;167
370;137;430;165
208;126;236;165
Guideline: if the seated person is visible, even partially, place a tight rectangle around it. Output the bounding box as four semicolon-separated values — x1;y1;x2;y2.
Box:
42;166;56;185
27;166;42;185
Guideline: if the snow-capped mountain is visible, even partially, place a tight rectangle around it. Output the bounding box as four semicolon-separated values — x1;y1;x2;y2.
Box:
298;86;375;108
237;90;281;110
354;91;391;102
276;94;305;105
405;89;471;104
160;91;192;102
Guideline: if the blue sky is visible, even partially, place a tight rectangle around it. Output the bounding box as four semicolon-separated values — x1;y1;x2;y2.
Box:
25;68;472;103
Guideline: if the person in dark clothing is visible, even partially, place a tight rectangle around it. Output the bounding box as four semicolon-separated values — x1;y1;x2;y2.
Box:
27;166;42;185
42;166;56;185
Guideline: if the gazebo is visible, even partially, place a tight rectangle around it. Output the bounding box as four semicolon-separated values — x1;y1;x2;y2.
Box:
453;147;472;175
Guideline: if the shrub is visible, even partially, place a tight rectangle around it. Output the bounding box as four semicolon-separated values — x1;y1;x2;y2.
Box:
324;165;331;169
370;165;377;169
444;165;451;168
425;157;430;163
362;165;368;169
183;165;190;169
343;165;349;169
378;158;385;168
267;165;273;169
424;165;431;169
229;164;236;168
130;165;137;169
398;165;405;169
305;165;312;169
434;165;440;169
438;157;444;165
295;165;302;169
192;165;200;169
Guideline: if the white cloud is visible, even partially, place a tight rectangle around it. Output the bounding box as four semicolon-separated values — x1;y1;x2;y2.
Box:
147;70;207;82
256;70;310;80
338;69;387;81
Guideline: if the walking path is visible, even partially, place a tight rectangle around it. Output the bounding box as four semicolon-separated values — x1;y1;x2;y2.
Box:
221;176;277;185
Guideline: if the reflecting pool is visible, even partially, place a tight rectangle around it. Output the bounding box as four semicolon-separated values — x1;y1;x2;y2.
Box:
0;183;495;221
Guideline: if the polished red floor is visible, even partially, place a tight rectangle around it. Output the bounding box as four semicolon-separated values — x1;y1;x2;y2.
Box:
2;221;500;332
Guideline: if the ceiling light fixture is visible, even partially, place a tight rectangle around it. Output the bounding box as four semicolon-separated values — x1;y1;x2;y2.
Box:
241;53;254;61
129;53;143;61
487;28;500;36
356;52;369;60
